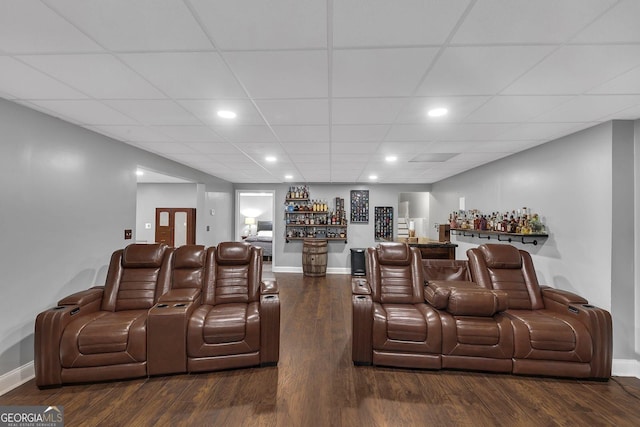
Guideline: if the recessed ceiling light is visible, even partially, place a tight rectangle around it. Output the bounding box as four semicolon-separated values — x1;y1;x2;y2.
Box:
136;170;144;176
427;107;448;118
285;174;293;180
217;110;237;119
369;174;378;180
265;156;277;162
385;155;397;162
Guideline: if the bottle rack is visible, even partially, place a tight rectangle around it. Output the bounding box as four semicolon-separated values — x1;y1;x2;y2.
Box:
450;229;548;246
284;193;347;243
374;206;393;241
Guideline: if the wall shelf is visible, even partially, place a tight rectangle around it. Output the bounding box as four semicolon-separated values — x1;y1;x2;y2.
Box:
450;228;548;246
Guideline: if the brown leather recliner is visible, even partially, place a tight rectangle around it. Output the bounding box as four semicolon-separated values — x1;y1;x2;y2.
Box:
35;243;173;388
467;244;612;379
187;241;280;372
353;243;443;369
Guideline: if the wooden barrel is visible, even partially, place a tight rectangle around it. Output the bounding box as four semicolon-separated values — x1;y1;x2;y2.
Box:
302;239;328;277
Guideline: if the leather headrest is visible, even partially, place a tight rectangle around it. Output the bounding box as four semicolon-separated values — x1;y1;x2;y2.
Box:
216;242;252;265
174;245;205;269
479;244;522;269
377;242;411;266
122;243;167;268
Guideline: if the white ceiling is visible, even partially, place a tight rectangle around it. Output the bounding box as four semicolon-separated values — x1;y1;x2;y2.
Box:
2;0;640;184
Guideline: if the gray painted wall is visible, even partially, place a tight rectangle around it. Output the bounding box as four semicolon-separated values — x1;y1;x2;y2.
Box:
136;183;198;243
0;99;232;377
430;121;638;361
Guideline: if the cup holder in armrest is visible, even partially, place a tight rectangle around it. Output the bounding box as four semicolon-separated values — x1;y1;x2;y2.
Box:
356;295;367;300
583;304;595;308
53;306;66;310
264;295;276;300
156;303;169;308
173;303;186;307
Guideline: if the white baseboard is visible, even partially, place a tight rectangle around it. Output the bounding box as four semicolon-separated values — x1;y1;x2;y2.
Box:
0;361;35;396
612;358;640;378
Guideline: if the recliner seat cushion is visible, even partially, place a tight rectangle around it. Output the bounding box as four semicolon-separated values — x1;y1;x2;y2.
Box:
60;310;147;368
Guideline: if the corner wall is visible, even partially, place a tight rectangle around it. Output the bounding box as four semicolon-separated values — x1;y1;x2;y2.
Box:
0;99;232;383
430;120;638;368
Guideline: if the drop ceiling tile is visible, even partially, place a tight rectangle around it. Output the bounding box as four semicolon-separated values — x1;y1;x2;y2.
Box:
89;125;174;142
331;125;390;142
184;142;243;155
331;98;408;125
452;0;615;44
572;0;640;43
605;103;640;120
495;122;594;141
282;142;331;154
376;141;433;154
331;142;378;154
0;1;102;53
178;99;266;126
120;52;246;98
288;153;331;164
332;48;438;97
534;95;640;123
27;100;137;125
271;125;330;142
386;123;516;142
417;46;555;96
190;0;326;50
503;45;640;95
464;96;575;123
213;125;277;143
396;96;491;123
255;99;329;125
333;0;470;47
104;100;200;125
19;54;165;99
232;142;285;156
157;126;224;142
0;57;87;99
224;51;328;99
588;65;640;95
427;140;539;153
453;152;512;163
47;0;212;51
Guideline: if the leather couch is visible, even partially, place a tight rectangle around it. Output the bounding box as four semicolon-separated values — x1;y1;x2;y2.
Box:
35;242;280;388
352;242;611;380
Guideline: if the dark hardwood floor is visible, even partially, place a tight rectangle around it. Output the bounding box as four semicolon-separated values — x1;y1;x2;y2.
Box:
2;273;640;426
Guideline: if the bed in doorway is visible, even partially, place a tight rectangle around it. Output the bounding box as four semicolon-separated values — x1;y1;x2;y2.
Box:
244;220;273;260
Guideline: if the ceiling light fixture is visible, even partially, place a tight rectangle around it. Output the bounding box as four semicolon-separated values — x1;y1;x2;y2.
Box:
427;107;448;118
285;174;293;180
136;170;144;176
385;155;397;162
369;174;378;180
217;110;237;119
265;156;277;162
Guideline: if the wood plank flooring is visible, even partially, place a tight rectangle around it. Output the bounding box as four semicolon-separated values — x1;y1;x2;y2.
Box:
2;272;640;426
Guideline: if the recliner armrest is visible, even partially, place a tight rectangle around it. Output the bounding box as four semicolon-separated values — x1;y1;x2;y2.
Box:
352;278;371;295
158;288;201;303
426;281;508;316
57;286;104;307
541;286;588;305
261;279;279;294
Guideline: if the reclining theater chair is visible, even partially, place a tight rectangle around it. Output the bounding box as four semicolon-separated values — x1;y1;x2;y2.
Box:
35;243;173;388
353;243;442;368
467;244;612;379
187;241;280;372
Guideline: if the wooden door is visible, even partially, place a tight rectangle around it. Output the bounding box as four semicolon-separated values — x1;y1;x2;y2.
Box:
155;208;196;246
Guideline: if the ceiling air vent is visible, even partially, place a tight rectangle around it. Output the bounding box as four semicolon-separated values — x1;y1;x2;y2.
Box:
409;153;459;162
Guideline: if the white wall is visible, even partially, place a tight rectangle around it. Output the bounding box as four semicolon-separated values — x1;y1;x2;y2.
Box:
0;99;232;379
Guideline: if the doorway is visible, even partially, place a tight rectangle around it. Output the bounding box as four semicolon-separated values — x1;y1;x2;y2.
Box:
155;208;196;246
236;190;275;263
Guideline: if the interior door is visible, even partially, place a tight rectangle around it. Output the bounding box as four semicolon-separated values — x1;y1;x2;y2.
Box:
155;208;196;246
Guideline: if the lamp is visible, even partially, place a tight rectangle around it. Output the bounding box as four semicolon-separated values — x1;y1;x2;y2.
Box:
244;217;256;236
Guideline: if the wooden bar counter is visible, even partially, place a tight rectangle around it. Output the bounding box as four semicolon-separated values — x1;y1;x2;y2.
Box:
396;237;457;260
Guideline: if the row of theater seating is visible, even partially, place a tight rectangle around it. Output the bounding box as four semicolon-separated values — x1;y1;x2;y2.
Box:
352;243;612;380
35;242;280;388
